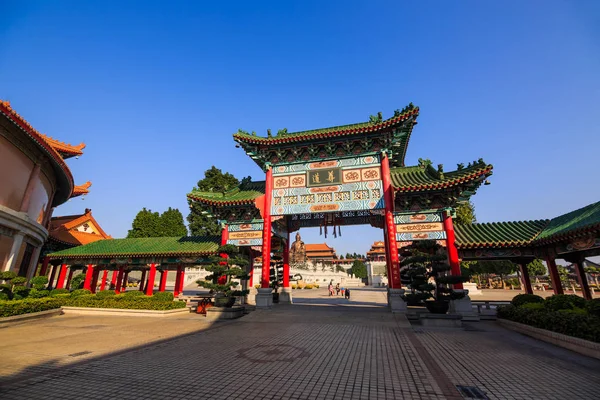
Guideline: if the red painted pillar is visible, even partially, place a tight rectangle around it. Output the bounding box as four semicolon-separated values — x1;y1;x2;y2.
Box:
442;210;463;290
110;270;118;289
83;264;95;291
39;256;50;276
574;259;592;300
115;266;124;293
261;165;273;288
159;270;168;292
218;225;229;284
381;153;401;288
179;267;185;294
283;234;290;288
91;268;101;293
382;225;394;285
174;266;182;297
146;263;157;296
100;269;108;291
248;250;254;287
47;264;58;289
55;264;68;289
519;263;533;295
139;270;147;291
65;268;75;290
121;270;129;292
546;257;563;295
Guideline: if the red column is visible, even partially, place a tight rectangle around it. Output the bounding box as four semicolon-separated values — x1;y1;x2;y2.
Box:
121;271;129;292
55;264;68;289
382;226;394;285
110;270;118;289
261;165;273;288
283;234;290;288
65;268;75;290
139;270;147;291
218;225;229;284
83;264;95;291
519;263;533;295
39;256;50;276
91;268;101;293
159;270;168;292
178;267;185;294
442;210;463;290
100;269;108;291
546;257;563;295
47;264;58;289
248;250;254;287
174;266;182;297
574;259;592;300
146;263;157;296
381;153;401;288
115;266;124;293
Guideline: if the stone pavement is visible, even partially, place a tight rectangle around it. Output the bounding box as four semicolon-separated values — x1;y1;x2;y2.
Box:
1;288;599;399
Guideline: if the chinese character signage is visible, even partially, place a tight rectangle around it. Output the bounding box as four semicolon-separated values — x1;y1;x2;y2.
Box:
394;211;447;241
271;156;384;216
227;222;264;246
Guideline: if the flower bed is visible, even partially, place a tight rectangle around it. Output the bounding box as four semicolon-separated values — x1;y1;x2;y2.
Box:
497;295;600;343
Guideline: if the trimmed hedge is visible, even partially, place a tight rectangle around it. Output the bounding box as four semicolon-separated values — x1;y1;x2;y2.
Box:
152;292;174;302
511;294;544;307
95;290;117;299
50;289;69;297
123;291;146;298
70;289;92;297
0;298;63;318
544;294;587;312
497;304;600;343
64;296;186;310
587;299;600;318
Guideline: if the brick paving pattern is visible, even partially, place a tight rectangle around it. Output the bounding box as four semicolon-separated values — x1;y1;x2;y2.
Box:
1;288;599;400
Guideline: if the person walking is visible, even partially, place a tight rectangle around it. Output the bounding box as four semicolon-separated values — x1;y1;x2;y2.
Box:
328;282;333;297
335;283;340;296
345;288;350;300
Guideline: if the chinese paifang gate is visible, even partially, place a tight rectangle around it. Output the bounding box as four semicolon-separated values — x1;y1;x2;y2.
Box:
48;104;600;309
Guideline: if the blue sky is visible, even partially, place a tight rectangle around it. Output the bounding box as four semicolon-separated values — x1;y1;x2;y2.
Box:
1;1;599;256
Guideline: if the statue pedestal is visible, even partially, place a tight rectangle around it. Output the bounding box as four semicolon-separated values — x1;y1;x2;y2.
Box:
388;288;407;313
255;288;273;309
279;287;293;304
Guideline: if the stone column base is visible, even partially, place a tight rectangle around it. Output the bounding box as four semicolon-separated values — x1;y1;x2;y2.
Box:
255;288;273;309
449;289;479;321
279;287;293;304
388;288;407;313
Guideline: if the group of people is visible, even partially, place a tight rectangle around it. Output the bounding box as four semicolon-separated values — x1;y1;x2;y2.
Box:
328;282;350;299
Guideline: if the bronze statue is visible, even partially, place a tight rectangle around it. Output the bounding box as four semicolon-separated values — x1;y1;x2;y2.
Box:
290;232;306;263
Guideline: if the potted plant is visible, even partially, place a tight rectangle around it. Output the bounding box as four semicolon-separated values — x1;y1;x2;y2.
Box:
196;245;250;308
400;240;468;314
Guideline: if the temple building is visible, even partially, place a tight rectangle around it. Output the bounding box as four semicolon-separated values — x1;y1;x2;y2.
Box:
0;100;90;278
44;208;111;253
367;241;386;261
305;243;336;262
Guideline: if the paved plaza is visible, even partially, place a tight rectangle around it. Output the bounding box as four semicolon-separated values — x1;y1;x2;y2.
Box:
1;288;600;399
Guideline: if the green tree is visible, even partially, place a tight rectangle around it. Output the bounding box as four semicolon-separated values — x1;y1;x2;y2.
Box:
127;208;161;238
476;260;517;288
526;259;546;277
455;201;476;224
350;260;368;279
160;207;187;236
188;166;240;236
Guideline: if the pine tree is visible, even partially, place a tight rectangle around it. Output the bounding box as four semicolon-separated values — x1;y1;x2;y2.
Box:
196;245;249;306
350;260;368;279
160;207;187;236
127;208;161;238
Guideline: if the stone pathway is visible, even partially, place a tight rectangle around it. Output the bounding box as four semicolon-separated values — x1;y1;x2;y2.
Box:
1;288;599;399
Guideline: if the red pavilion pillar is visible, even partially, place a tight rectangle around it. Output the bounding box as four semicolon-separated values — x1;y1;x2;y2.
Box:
159;270;168;292
442;209;463;290
146;263;157;296
382;226;393;286
120;270;129;292
39;256;50;276
47;263;58;289
91;268;101;293
110;270;118;289
248;250;254;287
381;152;401;288
174;265;182;297
546;256;563;295
139;270;147;291
55;264;68;289
65;268;75;290
115;266;125;293
83;264;95;291
519;262;533;295
218;224;229;285
283;233;290;288
100;269;108;291
261;165;273;289
573;257;592;300
178;266;185;295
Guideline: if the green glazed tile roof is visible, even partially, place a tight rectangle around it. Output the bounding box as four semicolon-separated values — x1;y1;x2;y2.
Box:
534;201;600;244
391;160;493;192
48;236;220;259
455;220;549;249
187;181;265;205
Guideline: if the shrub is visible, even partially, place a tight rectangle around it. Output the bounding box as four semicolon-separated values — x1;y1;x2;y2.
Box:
53;293;71;298
50;288;70;297
69;274;85;290
0;298;63;317
511;294;544;307
28;289;50;298
0;271;17;281
63;296;186;311
70;289;92;297
520;302;544;311
95;290;117;299
11;277;27;286
587;298;600;318
305;284;313;289
557;307;588;316
0;292;11;301
544;294;587;312
31;276;49;290
124;291;146;298
12;286;30;299
152;292;174;301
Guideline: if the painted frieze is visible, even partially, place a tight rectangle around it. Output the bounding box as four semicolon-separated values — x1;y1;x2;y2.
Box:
394;211;447;242
227;221;264;246
271;156;384;215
